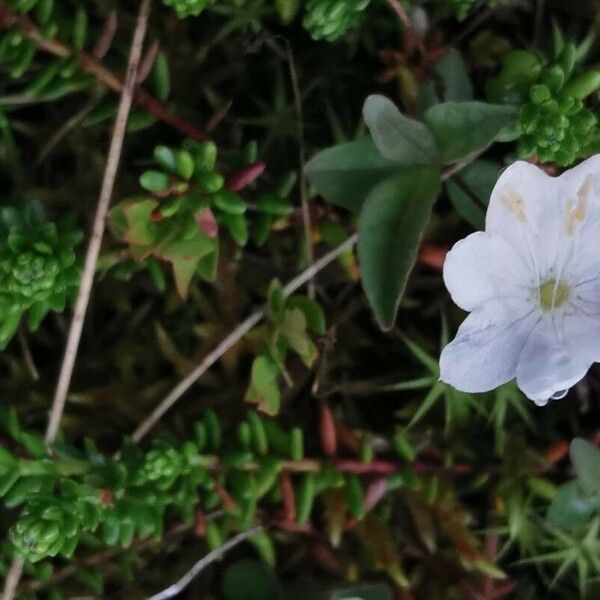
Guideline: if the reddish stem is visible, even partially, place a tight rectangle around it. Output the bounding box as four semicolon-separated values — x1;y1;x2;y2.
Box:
0;3;207;142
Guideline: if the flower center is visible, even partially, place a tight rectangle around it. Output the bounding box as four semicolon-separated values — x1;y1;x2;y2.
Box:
539;279;571;311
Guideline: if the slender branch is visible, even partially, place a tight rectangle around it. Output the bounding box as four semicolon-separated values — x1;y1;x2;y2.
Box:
0;2;206;141
46;0;152;444
286;42;315;299
131;233;358;442
1;562;24;600
147;526;264;600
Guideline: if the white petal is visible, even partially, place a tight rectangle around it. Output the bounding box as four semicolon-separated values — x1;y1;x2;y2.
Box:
558;156;600;283
557;154;600;192
486;161;562;279
440;308;538;393
516;313;600;404
443;231;533;313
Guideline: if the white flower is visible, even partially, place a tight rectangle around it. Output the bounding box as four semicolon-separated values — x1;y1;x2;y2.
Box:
440;156;600;405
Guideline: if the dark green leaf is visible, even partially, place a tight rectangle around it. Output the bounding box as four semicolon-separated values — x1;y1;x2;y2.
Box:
547;481;599;529
435;48;474;102
267;279;285;323
571;438;600;496
222;560;282;600
246;356;281;416
424;102;517;162
446;160;501;229
363;95;439;164
358;167;441;329
305;137;401;212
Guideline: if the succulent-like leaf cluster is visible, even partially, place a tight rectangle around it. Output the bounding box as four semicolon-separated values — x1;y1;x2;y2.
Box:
303;0;371;42
0;201;81;349
487;43;600;166
0;407;420;565
107;141;291;298
162;0;214;18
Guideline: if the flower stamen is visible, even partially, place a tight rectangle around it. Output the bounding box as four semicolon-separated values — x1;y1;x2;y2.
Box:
539;279;570;311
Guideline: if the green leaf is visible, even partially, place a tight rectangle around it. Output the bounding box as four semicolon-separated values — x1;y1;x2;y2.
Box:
358;167;441;329
446;160;501;229
305;137;401;212
362;95;439;165
175;150;195;180
571;438;600;496
547;481;599;529
118;198;159;246
285;296;326;335
267;279;285;324
424;102;517;163
153;146;177;172
435;48;474;102
196;248;219;282
280;308;318;367
152;52;171;101
246;356;281;416
139;170;169;193
222;560;282;600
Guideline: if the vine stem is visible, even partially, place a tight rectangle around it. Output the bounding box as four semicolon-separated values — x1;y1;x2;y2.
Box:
131;232;359;442
1;3;152;599
0;2;206;141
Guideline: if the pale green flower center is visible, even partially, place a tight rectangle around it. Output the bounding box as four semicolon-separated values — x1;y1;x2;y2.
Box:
539;279;571;311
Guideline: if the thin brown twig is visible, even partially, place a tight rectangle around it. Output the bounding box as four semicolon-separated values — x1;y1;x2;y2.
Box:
46;0;152;444
0;2;206;141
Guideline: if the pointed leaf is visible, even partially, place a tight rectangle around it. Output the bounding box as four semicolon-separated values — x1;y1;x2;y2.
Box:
363;95;439;164
424;102;517;162
305;137;402;212
358;167;441;329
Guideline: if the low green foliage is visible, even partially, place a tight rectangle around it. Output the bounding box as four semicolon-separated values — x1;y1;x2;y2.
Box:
487;40;600;166
0;1;599;598
303;0;371;42
107;141;290;297
0;201;81;349
163;0;215;18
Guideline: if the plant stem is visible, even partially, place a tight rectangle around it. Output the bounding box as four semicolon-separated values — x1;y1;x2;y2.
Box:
45;0;151;445
0;2;206;141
